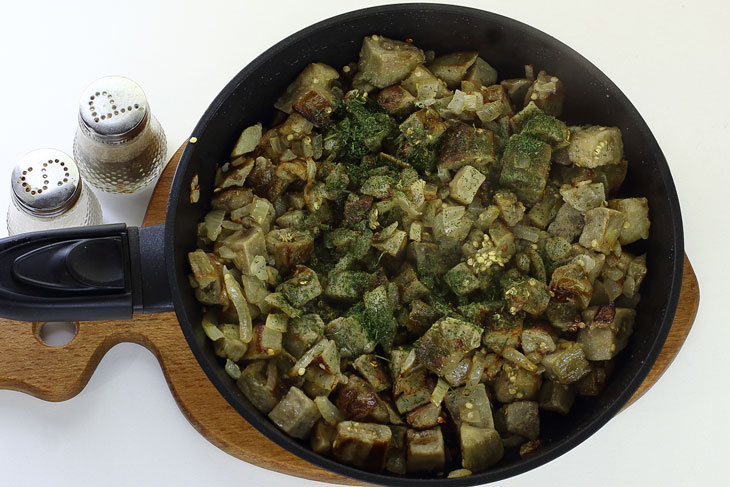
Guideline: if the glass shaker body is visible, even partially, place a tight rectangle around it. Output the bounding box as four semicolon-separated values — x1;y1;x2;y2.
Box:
73;76;167;194
6;149;103;236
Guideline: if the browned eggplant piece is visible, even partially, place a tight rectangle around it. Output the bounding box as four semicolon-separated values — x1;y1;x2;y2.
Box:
332;421;392;471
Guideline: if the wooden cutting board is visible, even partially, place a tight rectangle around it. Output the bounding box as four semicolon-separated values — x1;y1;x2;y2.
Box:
0;144;700;485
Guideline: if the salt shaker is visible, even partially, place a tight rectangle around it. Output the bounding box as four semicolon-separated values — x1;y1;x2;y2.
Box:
73;76;167;194
6;149;103;236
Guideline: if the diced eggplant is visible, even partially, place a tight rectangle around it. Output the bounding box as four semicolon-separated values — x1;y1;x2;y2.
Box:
276;266;322;307
523;71;565;117
541;342;591;384
493;191;525;227
324;270;371;303
549;263;593;310
449;165;487;205
568;125;624;168
243;324;282;360
438;122;495;172
237;360;281;414
560;181;606;213
394;367;434;414
578;207;625;254
304;365;340;398
427;51;479;89
414;317;483;376
482;319;523;353
311;419;337;455
545;301;582;332
575;360;614;396
481;85;514;116
265;292;301;318
376;84;416;115
385;426;408;475
332;421;392;471
265;229;315;274
407;300;442;336
400;107;448;143
217;226;268;276
460;425;503;473
325;316;376;359
503;275;551;316
501;78;532;109
518;110;568;146
499;134;552;206
578;305;636;360
401;64;451;100
444;262;480;296
406;427;445;473
336;375;389;423
527;184;562;230
406;402;442;430
188;250;227;306
274;63;339;125
213;323;247;362
499;400;539;440
358;35;425;88
539;381;576;414
353;354;392;392
509;101;542;133
283;313;324;358
463;57;498;89
211;187;254;212
493;364;542;403
608;197;650;244
622;254;647;299
268;386;321;439
445;383;494;429
547;203;584;243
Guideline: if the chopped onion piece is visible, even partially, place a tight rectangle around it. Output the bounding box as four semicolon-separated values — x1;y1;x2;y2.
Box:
204;209;226;241
201;310;224;341
314;396;346;425
465;352;487;394
225;359;241;380
250;255;268;281
289;339;330;377
401;349;417;375
431;378;449;406
502;346;538;373
223;267;252;343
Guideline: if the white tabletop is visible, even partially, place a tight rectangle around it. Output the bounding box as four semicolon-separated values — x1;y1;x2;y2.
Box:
1;1;728;485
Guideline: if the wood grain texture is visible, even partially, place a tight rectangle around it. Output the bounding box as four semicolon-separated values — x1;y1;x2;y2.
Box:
0;143;699;485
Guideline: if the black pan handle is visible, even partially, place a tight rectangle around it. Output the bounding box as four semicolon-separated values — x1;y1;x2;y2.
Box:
0;223;173;322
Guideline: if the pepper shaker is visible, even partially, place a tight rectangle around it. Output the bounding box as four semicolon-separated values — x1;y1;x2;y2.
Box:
73;76;167;194
6;149;103;236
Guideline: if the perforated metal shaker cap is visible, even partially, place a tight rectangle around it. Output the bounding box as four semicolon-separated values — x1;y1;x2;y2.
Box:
78;76;149;143
11;149;82;217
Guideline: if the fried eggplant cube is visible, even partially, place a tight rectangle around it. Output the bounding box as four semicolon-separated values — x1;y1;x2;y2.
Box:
445;383;494;429
427;51;479;89
539;381;576;414
608;197;650;245
414;317;483;376
579;207;625;254
283;313;324;358
499;400;540;440
460;425;503;473
568;125;624;168
237;360;281;414
578;306;636;360
276;266;322;307
268;386;321;439
358;35;425;88
406;427;445;473
541;342;591;384
332;421;392;471
438;123;495;172
325;316;375;359
499;134;552;206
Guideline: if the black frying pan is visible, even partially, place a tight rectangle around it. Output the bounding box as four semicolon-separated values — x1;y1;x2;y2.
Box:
0;4;683;486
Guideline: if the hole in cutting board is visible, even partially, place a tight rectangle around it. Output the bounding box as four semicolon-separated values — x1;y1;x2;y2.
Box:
38;322;78;347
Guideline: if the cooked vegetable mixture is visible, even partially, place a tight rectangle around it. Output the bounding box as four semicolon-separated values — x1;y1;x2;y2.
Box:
188;34;650;477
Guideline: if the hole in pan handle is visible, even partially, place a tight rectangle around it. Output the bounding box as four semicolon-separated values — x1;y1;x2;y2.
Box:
0;223;173;322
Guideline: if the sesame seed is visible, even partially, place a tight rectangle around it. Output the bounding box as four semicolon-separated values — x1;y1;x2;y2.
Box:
189;136;198;144
530;93;538;100
342;65;351;73
623;222;631;229
298;367;306;376
465;402;473;409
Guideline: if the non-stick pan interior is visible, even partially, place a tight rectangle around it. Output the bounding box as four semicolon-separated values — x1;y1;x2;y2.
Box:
166;4;683;485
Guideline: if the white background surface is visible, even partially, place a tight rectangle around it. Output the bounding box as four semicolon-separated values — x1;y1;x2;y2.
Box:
1;0;728;485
